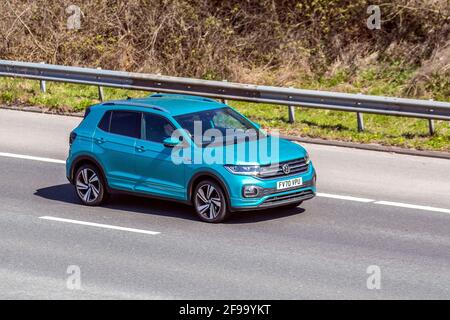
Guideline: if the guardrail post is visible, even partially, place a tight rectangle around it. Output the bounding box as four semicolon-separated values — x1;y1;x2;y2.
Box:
428;119;435;135
288;106;295;123
39;62;46;93
221;80;228;105
356;112;364;132
427;100;436;136
287;86;295;123
97;67;104;101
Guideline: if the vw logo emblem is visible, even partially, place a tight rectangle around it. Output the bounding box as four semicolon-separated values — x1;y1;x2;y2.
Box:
282;164;290;174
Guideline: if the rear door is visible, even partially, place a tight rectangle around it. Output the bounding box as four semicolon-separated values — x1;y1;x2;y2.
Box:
93;110;141;191
134;112;186;200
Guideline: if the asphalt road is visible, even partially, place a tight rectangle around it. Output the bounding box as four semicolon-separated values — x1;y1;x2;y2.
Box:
0;108;449;299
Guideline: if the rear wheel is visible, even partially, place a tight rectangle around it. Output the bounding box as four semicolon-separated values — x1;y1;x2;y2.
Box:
74;164;108;206
193;180;229;223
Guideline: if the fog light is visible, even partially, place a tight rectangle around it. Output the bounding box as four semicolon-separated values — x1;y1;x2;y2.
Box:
243;185;262;198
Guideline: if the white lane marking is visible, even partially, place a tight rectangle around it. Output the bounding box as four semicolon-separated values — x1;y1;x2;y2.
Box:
39;216;160;235
316;192;374;203
374;201;450;214
0;152;65;164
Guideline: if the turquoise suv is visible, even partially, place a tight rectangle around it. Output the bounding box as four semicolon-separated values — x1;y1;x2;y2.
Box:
66;94;316;222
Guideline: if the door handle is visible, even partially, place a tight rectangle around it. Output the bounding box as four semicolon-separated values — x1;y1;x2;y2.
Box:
95;137;105;144
136;146;146;152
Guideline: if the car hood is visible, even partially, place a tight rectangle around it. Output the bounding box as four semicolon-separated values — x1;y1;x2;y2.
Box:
199;135;307;166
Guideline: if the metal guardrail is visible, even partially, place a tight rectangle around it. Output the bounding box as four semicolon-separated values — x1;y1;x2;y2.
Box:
0;60;449;134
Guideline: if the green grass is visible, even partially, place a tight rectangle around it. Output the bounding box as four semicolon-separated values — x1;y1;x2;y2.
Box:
0;78;147;112
231;102;450;151
0;65;449;152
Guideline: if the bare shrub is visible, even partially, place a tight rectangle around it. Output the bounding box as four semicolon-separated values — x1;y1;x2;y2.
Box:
0;0;448;88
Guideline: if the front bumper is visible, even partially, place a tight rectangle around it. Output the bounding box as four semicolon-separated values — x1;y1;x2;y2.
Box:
228;164;317;212
231;187;316;211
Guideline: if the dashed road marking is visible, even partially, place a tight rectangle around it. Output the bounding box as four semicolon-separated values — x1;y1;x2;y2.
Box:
0;152;65;164
39;216;161;235
316;192;374;203
374;201;450;214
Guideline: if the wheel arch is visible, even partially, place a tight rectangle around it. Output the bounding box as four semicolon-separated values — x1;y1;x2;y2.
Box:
187;171;232;208
69;155;108;190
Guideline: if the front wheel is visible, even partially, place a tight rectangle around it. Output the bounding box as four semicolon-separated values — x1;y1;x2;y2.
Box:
74;164;108;206
193;180;230;223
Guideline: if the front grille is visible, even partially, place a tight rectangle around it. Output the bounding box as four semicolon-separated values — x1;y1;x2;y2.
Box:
258;158;309;179
260;189;315;207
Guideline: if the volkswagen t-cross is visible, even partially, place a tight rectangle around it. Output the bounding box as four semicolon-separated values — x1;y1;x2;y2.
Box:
66;94;316;222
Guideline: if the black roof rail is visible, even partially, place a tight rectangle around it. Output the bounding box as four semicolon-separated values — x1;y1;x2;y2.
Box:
101;101;169;113
149;93;216;103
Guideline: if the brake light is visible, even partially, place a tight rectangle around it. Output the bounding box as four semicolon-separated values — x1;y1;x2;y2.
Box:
69;132;77;145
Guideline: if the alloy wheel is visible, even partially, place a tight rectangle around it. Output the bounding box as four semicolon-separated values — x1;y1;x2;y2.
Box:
76;168;101;204
195;184;223;220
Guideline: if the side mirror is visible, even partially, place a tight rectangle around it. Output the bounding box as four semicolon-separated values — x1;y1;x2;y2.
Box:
163;137;182;148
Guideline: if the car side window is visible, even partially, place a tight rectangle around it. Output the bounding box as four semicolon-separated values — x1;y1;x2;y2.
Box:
98;111;111;132
144;113;175;144
109;111;141;139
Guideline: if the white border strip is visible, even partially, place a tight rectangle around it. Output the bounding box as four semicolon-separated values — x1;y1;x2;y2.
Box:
40;216;160;235
0;152;65;164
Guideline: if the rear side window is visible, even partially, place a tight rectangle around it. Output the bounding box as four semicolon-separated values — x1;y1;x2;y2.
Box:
144;113;175;143
98;111;111;131
109;111;141;139
84;107;92;119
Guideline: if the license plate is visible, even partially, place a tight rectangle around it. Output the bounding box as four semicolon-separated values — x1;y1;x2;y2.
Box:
276;177;303;190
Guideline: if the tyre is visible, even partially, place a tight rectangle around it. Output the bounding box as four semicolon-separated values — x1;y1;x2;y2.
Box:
193;180;230;223
74;164;108;206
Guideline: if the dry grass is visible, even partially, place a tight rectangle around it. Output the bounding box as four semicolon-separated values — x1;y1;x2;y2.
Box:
0;0;448;91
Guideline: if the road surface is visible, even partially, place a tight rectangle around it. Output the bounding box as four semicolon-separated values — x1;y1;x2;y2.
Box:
0;108;449;299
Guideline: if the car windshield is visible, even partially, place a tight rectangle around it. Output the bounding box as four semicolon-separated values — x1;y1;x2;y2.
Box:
174;107;264;147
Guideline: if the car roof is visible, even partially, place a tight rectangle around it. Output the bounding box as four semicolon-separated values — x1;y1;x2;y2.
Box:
96;93;226;117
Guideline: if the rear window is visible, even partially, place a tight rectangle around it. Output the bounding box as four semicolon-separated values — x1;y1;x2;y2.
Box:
98;111;111;131
109;111;141;138
84;107;92;119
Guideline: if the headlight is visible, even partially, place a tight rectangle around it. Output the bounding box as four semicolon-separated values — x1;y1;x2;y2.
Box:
224;165;260;176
